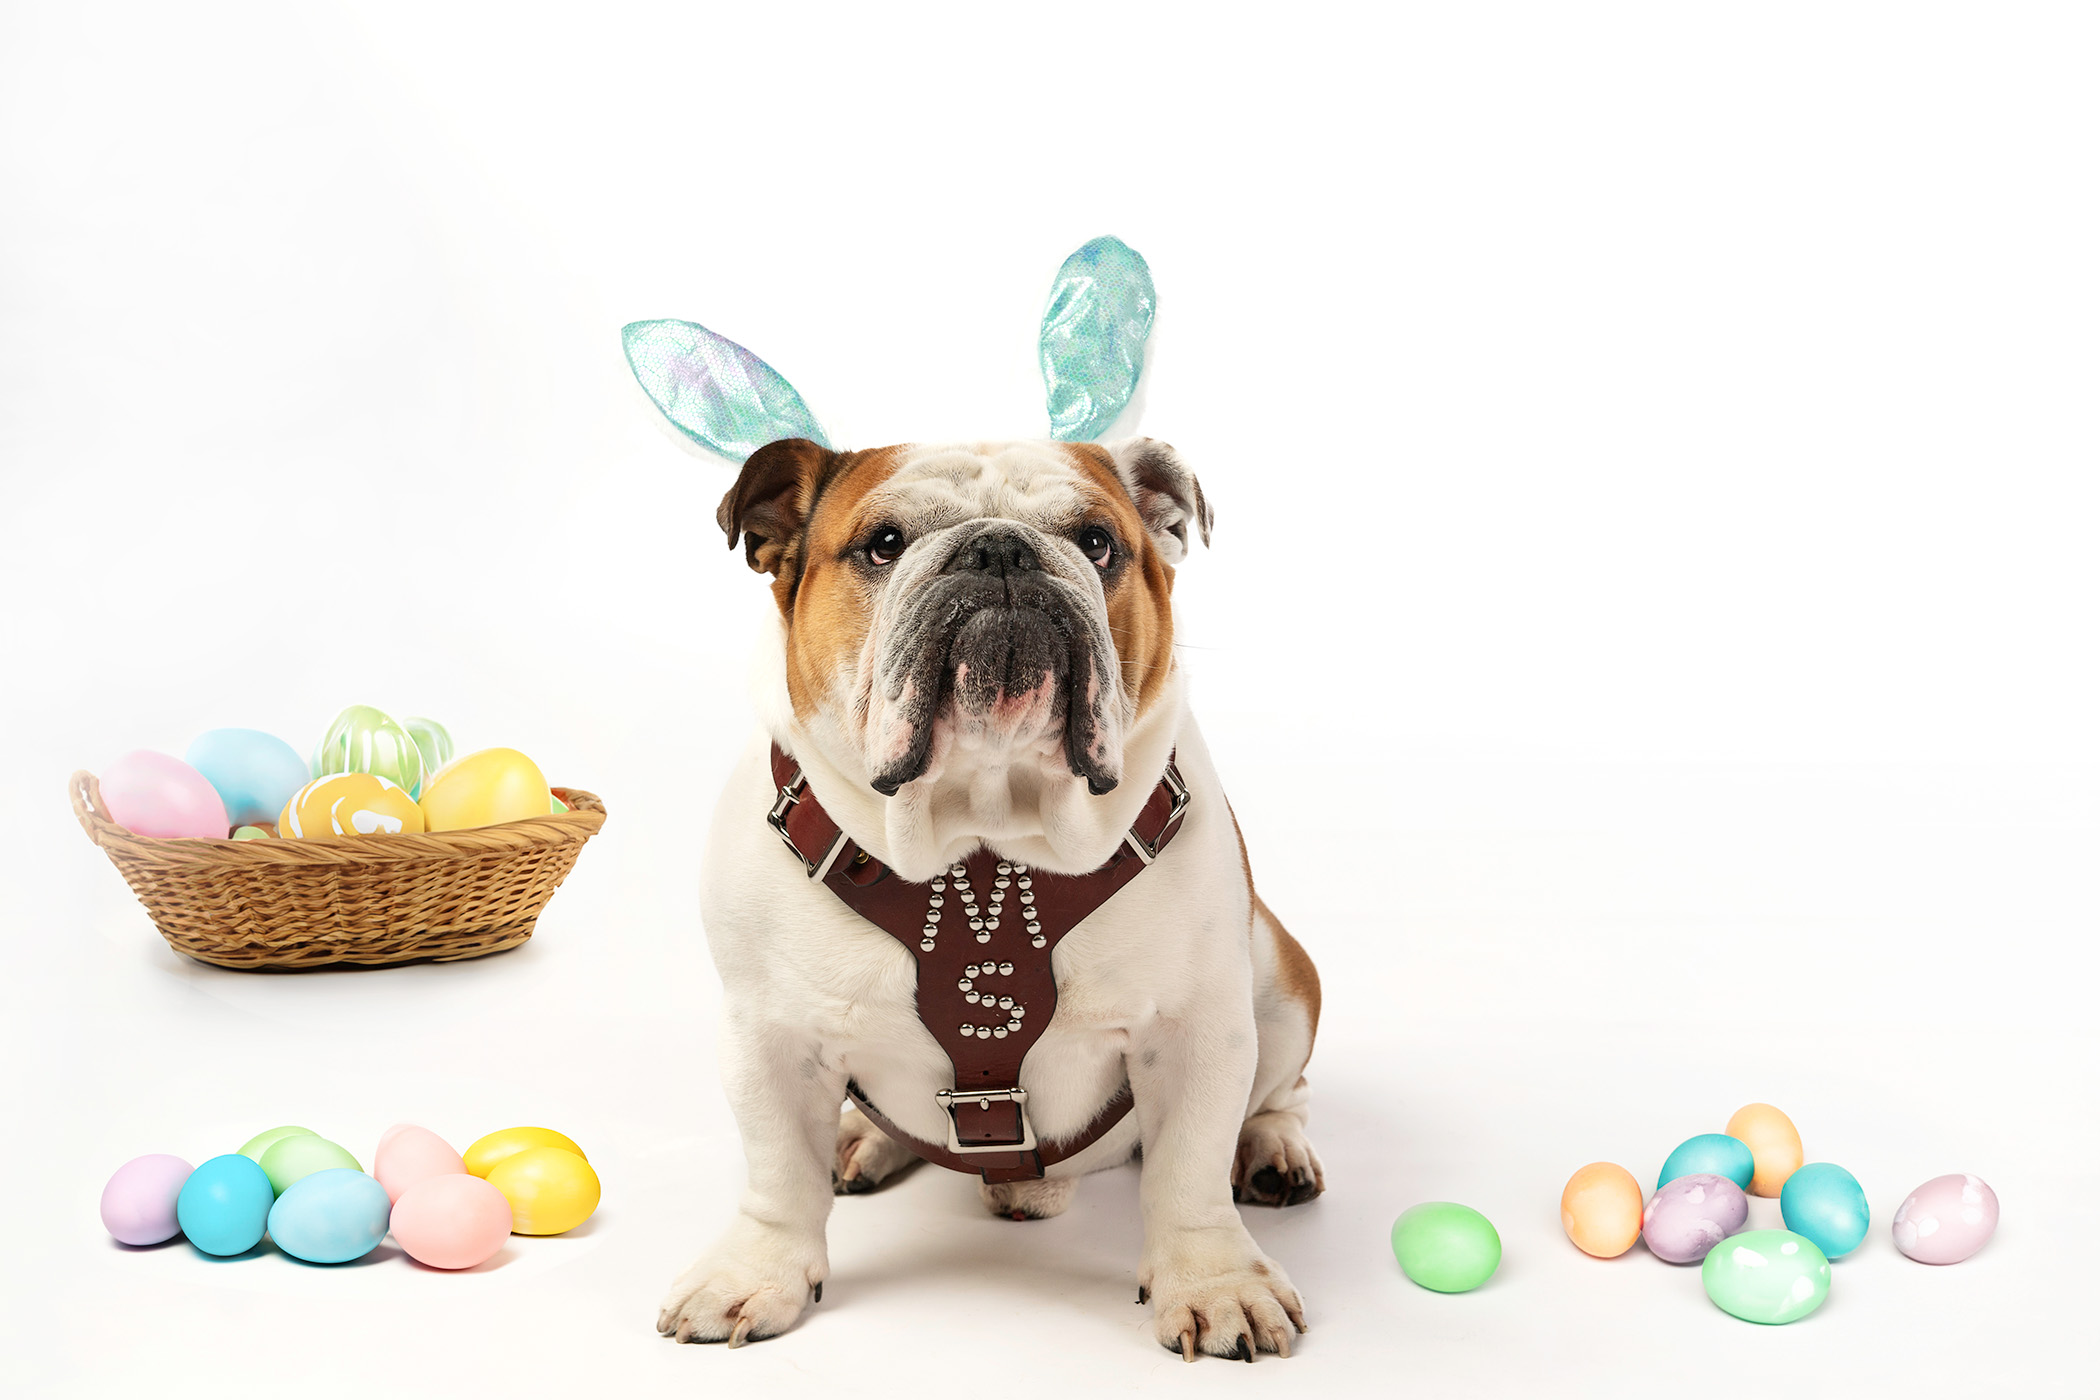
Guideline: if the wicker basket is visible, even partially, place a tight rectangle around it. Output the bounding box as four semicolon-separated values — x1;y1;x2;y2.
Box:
71;770;607;970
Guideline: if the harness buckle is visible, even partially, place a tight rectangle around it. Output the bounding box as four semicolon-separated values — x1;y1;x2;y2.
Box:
768;768;848;882
1121;761;1191;865
934;1087;1039;1156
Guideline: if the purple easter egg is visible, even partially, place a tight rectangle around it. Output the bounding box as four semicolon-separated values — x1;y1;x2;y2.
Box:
1894;1174;1999;1264
1642;1171;1749;1263
101;1154;194;1245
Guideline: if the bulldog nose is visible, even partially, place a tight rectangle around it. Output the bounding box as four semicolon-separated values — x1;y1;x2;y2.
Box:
947;529;1039;578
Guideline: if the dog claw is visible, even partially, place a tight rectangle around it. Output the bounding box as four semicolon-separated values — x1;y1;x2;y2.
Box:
1137;1285;1149;1305
1181;1329;1197;1363
812;1281;823;1304
727;1314;755;1349
1234;1335;1253;1363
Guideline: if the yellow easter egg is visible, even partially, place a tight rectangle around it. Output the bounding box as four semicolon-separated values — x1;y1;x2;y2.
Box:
486;1146;599;1235
462;1125;588;1179
1726;1102;1805;1197
278;772;426;840
419;747;550;831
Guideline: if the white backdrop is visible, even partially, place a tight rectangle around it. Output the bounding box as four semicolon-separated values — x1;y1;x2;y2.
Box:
3;3;2095;1396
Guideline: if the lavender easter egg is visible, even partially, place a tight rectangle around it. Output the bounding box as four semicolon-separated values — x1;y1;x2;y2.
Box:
1893;1174;1999;1264
100;1154;193;1245
1642;1172;1749;1264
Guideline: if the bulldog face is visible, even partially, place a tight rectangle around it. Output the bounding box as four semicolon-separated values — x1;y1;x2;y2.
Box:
718;438;1210;802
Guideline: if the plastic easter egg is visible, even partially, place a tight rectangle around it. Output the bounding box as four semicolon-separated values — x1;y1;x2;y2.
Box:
1560;1163;1643;1258
1657;1133;1755;1191
551;792;569;813
176;1153;274;1256
239;1125;317;1162
420;748;551;832
312;704;427;798
184;728;310;828
373;1125;467;1205
232;825;274;840
266;1169;391;1264
486;1147;600;1235
463;1125;588;1178
258;1135;360;1196
1781;1163;1870;1259
101;1154;193;1245
1390;1202;1501;1293
1726;1104;1804;1197
1701;1229;1830;1324
390;1173;514;1268
1893;1174;1998;1264
279;772;425;839
1642;1172;1749;1263
99;750;230;839
402;716;455;777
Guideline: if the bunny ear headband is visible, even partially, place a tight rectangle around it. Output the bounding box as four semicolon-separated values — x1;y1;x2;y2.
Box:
620;235;1156;462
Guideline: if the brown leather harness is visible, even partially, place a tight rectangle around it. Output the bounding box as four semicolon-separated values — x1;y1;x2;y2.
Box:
767;744;1189;1184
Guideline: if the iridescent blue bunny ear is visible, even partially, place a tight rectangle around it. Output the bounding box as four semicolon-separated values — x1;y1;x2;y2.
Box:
621;318;830;461
1040;236;1157;442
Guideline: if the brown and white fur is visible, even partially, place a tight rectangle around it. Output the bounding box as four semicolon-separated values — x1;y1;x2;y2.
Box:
657;436;1323;1361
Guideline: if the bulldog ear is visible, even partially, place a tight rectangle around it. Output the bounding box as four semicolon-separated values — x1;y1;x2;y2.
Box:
716;438;836;576
622;318;830;463
1104;437;1211;565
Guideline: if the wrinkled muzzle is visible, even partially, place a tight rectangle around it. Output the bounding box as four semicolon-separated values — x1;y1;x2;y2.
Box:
863;523;1127;797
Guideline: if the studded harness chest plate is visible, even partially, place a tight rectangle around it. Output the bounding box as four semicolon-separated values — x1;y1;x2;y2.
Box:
766;743;1190;1184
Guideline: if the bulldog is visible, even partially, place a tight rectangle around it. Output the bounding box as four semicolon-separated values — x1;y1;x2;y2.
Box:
656;434;1323;1361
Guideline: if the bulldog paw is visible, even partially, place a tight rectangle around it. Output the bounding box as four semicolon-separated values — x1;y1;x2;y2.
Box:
657;1233;823;1346
834;1107;919;1195
980;1174;1076;1221
1141;1230;1306;1361
1232;1110;1325;1208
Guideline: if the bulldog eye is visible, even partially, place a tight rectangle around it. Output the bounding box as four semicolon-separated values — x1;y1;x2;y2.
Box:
1076;525;1115;569
866;526;906;566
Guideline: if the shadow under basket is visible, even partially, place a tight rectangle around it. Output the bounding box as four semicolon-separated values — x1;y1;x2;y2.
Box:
70;770;607;970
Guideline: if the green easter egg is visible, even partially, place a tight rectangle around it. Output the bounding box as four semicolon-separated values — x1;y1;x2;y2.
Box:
258;1134;360;1196
1701;1229;1830;1324
1391;1202;1501;1293
238;1125;317;1162
402;716;455;777
550;792;569;813
232;825;273;840
313;705;427;799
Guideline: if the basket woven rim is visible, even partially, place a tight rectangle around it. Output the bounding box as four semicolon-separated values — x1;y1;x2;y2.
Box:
71;769;606;868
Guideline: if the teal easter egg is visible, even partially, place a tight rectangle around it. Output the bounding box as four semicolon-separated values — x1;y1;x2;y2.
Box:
402;716;454;777
186;728;311;828
1659;1134;1755;1191
312;705;427;799
175;1153;274;1256
1702;1229;1831;1323
258;1135;361;1196
267;1169;391;1264
1781;1163;1870;1259
1390;1202;1501;1292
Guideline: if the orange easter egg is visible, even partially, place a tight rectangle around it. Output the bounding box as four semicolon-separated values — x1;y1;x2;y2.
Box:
279;772;425;839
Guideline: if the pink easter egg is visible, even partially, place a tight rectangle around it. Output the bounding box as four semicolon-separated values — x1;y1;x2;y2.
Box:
100;1154;193;1245
100;750;230;839
389;1173;513;1269
373;1124;467;1205
1894;1173;1999;1264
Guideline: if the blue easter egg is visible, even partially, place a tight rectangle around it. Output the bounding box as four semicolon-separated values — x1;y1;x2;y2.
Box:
175;1153;274;1256
266;1169;391;1264
1659;1133;1756;1192
185;729;311;829
1780;1162;1870;1258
